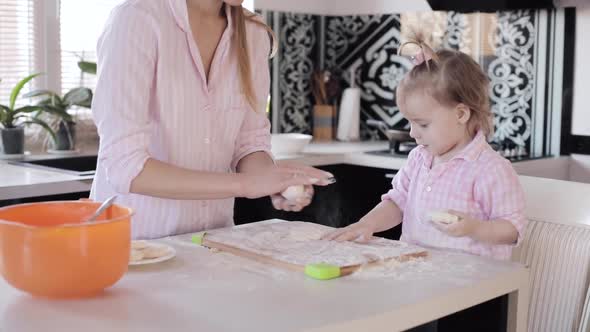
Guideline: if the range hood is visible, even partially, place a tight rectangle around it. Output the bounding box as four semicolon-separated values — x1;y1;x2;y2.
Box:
427;0;558;12
254;0;431;15
255;0;586;15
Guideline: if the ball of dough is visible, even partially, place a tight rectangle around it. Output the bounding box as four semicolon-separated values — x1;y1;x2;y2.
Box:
281;185;306;201
429;211;459;225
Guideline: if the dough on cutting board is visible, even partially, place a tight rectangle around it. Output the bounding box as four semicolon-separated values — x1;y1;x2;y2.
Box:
287;227;324;241
429;211;460;225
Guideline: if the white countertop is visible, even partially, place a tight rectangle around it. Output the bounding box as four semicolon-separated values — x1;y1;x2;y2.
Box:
0;220;529;332
0;141;407;201
0;163;94;200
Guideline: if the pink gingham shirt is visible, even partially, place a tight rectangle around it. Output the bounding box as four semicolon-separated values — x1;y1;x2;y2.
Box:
382;132;527;260
90;0;272;239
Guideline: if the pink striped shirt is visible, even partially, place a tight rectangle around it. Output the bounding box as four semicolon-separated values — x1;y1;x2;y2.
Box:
382;133;527;260
90;0;272;239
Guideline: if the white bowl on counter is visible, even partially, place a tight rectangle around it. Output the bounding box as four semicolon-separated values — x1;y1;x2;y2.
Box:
270;133;313;156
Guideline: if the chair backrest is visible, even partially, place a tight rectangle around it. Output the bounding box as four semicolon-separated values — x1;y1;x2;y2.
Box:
519;175;590;227
512;220;590;332
514;176;590;332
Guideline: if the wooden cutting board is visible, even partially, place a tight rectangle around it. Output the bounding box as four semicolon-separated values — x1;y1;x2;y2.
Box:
192;221;428;280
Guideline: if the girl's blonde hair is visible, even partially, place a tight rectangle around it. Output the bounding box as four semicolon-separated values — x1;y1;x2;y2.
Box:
230;5;277;112
397;32;494;138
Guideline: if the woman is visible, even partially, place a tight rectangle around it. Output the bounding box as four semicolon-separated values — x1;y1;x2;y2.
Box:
90;0;332;239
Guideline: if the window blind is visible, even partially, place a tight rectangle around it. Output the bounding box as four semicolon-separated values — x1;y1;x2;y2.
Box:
0;0;36;107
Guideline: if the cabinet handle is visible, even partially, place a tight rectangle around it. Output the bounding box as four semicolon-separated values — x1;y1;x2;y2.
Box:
385;174;395;179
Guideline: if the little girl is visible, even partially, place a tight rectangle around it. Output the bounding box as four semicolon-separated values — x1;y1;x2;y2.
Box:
324;34;527;261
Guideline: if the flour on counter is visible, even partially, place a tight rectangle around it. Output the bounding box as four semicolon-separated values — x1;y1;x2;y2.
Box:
351;250;482;285
204;221;427;267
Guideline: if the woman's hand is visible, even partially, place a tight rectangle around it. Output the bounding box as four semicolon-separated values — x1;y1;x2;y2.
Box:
268;161;334;212
238;160;333;200
270;185;313;212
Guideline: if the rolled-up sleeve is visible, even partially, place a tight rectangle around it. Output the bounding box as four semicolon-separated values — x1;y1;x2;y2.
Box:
231;21;273;170
474;160;528;244
92;5;156;194
381;148;419;211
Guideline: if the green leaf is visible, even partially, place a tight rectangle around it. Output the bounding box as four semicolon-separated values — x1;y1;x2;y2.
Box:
13;114;34;123
38;98;55;106
9;73;42;111
14;105;45;114
22;118;57;144
63;87;92;107
22;89;63;105
78;61;97;75
33;104;73;122
0;104;8;126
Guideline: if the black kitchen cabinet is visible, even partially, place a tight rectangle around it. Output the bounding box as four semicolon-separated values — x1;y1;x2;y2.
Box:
0;191;90;208
234;164;402;240
2;164;403;240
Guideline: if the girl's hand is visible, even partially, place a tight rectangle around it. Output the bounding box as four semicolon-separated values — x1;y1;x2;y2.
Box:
431;210;482;238
321;220;376;243
270;185;313;212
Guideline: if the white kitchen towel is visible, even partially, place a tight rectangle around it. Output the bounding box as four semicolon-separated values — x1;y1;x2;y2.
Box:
337;87;361;141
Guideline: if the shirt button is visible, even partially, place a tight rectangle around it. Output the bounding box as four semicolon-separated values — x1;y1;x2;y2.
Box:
201;201;207;207
203;104;211;111
204;138;210;144
426;186;432;192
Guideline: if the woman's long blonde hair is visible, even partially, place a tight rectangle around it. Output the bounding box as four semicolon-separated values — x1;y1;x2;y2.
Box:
230;5;277;112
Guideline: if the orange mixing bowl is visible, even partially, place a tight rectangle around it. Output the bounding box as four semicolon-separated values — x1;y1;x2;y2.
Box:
0;201;133;298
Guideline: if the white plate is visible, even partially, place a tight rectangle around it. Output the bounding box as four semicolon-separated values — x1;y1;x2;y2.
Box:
129;243;176;266
47;148;80;155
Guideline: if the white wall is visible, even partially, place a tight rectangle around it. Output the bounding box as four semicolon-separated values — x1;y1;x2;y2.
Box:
572;6;590;135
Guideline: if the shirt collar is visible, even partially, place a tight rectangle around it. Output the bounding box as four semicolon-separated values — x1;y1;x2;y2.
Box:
416;131;488;164
168;0;233;34
454;131;487;162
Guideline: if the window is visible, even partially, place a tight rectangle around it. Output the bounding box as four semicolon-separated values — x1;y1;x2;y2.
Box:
59;0;253;94
1;0;256;102
59;0;124;94
0;0;36;106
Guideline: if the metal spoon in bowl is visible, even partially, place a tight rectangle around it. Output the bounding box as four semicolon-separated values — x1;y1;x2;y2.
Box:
86;196;117;223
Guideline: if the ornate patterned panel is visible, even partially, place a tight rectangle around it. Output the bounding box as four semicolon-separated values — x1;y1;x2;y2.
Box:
443;11;472;53
272;10;538;151
487;10;535;149
278;13;316;134
325;15;409;139
325;15;385;71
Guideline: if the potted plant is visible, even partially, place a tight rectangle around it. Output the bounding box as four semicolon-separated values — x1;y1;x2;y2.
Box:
0;74;56;155
23;86;92;151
